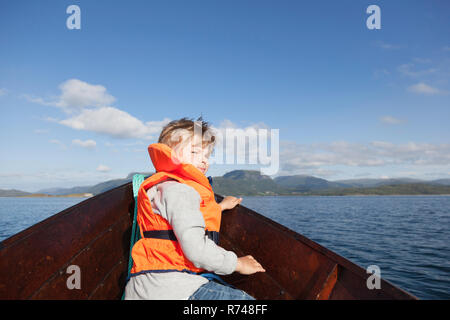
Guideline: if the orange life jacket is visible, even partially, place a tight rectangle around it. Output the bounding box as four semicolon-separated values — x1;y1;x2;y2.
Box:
130;143;222;276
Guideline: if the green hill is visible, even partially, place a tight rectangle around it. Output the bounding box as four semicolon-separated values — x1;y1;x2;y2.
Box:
0;189;33;197
212;170;293;196
303;183;450;196
274;175;347;192
37;172;153;196
3;170;450;197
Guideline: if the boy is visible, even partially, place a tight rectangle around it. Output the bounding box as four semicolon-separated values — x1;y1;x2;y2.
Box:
124;117;265;300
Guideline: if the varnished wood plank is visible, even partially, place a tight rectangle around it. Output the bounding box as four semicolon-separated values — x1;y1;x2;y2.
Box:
89;259;128;300
316;264;338;300
221;204;337;299
0;184;133;299
30;214;131;299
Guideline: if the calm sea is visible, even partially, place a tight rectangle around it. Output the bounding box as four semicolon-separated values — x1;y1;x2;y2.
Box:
0;195;449;299
0;197;87;242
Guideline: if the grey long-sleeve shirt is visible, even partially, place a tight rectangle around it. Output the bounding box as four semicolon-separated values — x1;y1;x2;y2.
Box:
124;179;238;300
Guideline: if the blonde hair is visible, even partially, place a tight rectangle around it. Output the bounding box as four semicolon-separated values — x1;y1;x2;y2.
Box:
158;116;216;156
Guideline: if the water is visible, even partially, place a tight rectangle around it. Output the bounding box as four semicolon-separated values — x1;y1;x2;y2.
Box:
0;195;449;299
240;195;450;300
0;197;86;242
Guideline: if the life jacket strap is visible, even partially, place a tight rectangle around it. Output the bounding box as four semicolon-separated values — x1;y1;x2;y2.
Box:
205;230;220;244
143;230;177;241
143;229;220;244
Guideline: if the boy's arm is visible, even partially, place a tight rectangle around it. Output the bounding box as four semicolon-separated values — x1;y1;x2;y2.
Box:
160;182;238;275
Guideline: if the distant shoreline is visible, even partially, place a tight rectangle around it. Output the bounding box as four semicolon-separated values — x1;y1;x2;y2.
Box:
0;193;93;198
2;169;450;198
243;193;450;197
2;193;450;198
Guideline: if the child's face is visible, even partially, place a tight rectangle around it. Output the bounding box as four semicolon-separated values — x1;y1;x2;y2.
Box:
173;136;211;174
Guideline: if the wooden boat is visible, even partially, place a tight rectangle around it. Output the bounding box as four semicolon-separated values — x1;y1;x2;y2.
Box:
0;180;417;300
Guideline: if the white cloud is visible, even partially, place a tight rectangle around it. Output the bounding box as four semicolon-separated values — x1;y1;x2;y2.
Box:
278;140;450;176
72;139;97;149
407;82;444;95
25;79;171;140
59;79;116;110
394;58;450;95
398;63;438;78
25;79;116;113
380;115;404;125
0;88;8;96
209;119;274;164
216;119;238;129
60;106;171;139
49;139;67;150
34;129;49;134
215;119;271;131
200;121;445;178
96;164;111;172
373;68;390;78
412;58;432;64
44;116;60;123
23;95;51;106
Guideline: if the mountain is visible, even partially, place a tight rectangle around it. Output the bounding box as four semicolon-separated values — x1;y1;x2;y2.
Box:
37;185;94;196
212;170;293;196
274;175;347;192
3;170;450;197
431;178;450;186
304;183;450;196
0;189;34;197
36;172;154;195
334;177;425;188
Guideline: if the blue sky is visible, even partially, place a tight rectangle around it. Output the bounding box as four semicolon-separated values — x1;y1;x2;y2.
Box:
1;0;449;192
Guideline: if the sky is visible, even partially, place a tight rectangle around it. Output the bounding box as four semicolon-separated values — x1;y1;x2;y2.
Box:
1;0;449;192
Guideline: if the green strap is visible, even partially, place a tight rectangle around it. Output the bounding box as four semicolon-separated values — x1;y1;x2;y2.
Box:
122;174;145;300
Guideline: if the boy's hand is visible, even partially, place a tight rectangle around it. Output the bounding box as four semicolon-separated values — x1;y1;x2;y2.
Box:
219;196;242;211
235;255;266;275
